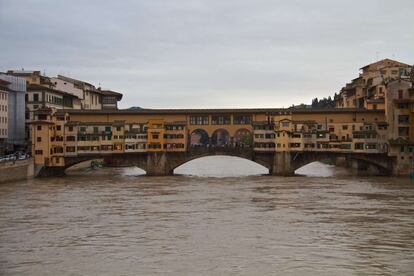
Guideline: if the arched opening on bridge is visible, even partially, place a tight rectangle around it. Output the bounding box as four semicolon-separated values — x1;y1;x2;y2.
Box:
174;155;269;177
190;129;209;147
234;128;252;147
64;159;147;176
211;129;230;147
295;161;339;177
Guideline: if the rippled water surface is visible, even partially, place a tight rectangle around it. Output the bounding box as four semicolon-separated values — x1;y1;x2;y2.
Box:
1;159;414;275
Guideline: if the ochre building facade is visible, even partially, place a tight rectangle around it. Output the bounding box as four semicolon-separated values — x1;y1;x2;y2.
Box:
31;107;411;176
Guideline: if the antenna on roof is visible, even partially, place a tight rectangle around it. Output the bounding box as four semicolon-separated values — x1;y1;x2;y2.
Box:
375;51;379;61
43;69;46;76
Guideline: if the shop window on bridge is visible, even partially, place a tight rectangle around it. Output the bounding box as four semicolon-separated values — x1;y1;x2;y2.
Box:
290;143;301;148
366;143;377;150
340;144;352;150
317;133;326;138
211;115;231;125
190;115;209;125
254;142;275;148
148;143;162;149
53;147;64;154
101;145;113;151
233;115;252;125
66;146;76;152
355;143;364;150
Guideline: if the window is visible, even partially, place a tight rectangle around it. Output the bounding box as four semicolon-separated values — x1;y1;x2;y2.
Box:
68;126;73;132
33;93;39;102
152;134;159;139
79;127;86;132
35;150;43;155
190;115;209;125
342;125;348;130
354;143;364;150
116;127;121;131
36;137;41;142
233;115;252;124
398;115;409;125
66;136;76;141
37;125;42;131
93;127;99;133
398;90;403;99
211;115;231;125
56;125;61;131
398;127;409;137
282;122;290;127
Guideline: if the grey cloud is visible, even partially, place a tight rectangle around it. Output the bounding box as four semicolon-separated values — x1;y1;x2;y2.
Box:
0;0;413;108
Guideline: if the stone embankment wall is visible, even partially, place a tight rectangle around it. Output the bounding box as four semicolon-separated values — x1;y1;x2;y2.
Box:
0;158;34;184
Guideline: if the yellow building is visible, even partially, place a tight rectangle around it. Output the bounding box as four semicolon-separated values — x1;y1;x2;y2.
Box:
31;108;394;171
336;59;412;109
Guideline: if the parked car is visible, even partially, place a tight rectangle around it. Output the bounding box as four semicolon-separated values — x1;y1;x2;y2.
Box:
18;154;27;160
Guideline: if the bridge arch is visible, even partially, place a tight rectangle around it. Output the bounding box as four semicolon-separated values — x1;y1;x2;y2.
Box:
290;152;393;176
172;153;270;175
63;154;148;174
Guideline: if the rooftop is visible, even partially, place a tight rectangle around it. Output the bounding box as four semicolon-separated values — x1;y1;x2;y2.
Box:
56;107;385;116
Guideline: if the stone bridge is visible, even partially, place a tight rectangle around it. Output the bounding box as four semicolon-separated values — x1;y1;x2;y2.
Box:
36;147;395;177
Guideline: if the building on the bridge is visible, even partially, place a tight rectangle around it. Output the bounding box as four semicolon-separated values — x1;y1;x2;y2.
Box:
30;107;411;176
386;78;414;174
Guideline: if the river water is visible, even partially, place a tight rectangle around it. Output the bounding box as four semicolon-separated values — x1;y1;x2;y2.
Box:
0;157;413;275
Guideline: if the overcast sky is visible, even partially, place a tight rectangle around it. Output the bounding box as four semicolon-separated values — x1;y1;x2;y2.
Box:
0;0;413;109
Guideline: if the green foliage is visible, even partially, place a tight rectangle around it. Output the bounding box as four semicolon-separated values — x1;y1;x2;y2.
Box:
311;95;336;108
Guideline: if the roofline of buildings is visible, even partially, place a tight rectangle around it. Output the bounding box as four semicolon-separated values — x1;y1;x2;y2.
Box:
27;83;81;99
56;107;385;116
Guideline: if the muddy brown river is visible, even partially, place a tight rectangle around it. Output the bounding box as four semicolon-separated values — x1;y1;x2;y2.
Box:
0;158;413;275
